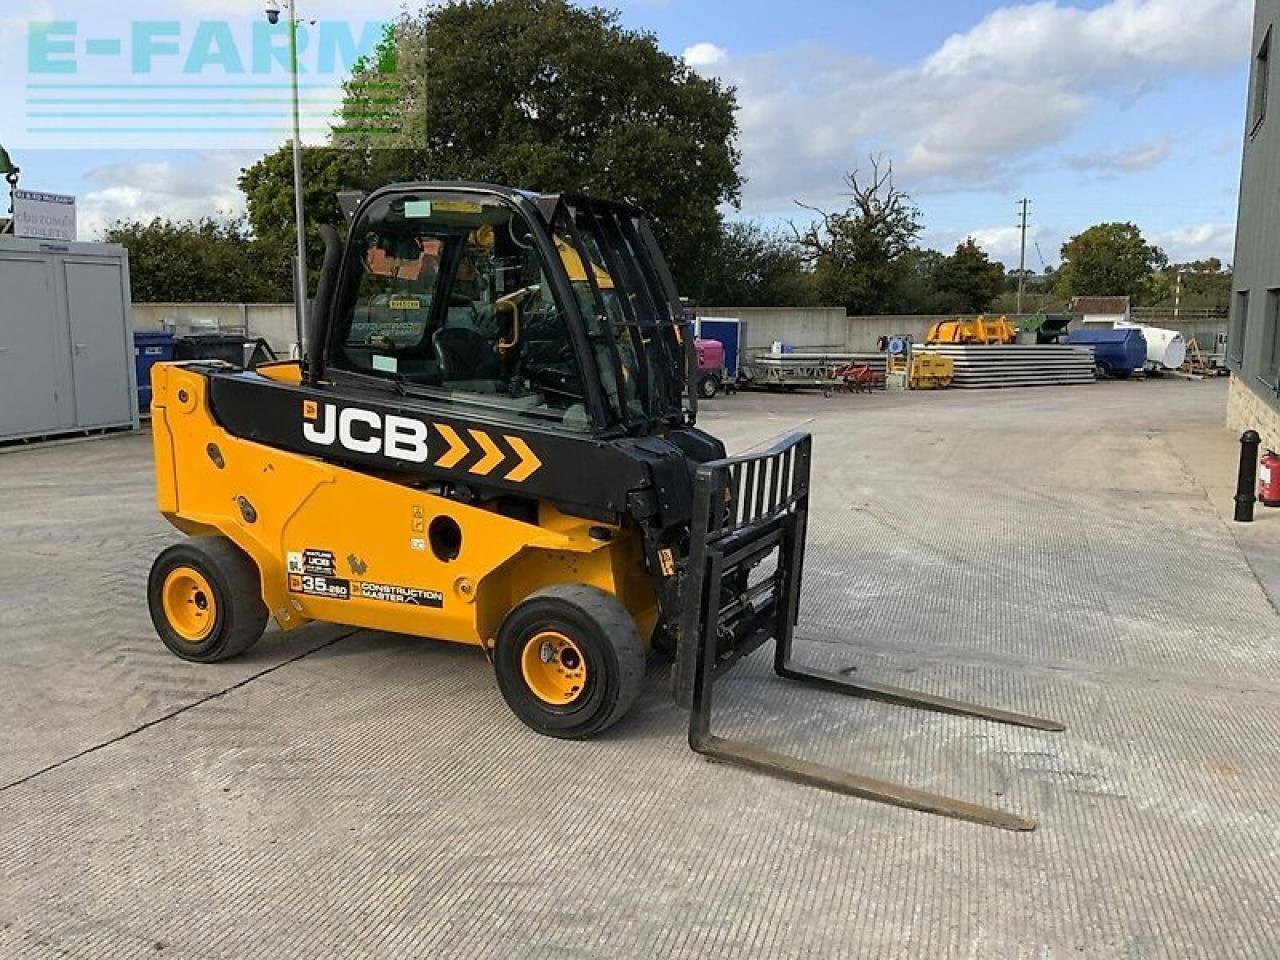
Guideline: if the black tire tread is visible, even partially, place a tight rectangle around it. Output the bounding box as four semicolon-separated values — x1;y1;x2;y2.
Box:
497;583;646;739
148;537;269;663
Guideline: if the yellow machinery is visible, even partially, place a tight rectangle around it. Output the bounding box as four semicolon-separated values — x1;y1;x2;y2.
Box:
147;183;1061;829
907;353;954;389
926;314;1018;346
885;336;955;390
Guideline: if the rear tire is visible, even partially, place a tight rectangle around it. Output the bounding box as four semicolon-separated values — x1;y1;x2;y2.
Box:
494;584;646;739
148;537;269;663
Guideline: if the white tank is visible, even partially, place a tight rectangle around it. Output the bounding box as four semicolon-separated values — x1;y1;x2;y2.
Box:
1117;322;1186;370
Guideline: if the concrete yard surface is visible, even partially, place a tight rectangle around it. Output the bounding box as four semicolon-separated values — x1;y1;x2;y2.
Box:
2;377;1278;959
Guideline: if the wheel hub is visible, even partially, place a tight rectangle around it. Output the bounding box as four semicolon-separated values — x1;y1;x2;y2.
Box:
162;567;216;644
521;631;588;706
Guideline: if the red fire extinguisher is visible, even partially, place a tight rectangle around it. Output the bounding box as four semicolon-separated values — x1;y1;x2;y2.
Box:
1261;449;1280;508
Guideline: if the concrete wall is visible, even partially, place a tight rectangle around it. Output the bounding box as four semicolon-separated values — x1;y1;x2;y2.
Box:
132;300;1230;369
697;309;1042;356
131;303;299;356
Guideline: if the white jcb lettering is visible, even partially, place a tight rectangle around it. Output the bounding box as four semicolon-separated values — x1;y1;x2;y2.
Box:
339;407;382;454
303;403;431;463
302;403;337;444
384;415;431;463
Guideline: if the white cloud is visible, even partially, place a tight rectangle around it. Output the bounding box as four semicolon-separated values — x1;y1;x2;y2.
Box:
714;0;1251;214
0;1;53;44
924;0;1251;88
923;223;1062;268
1153;222;1236;263
1068;138;1173;173
683;42;728;69
80;151;257;239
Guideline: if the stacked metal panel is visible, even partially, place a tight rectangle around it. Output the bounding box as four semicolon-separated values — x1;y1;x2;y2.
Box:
745;350;887;389
913;344;1096;389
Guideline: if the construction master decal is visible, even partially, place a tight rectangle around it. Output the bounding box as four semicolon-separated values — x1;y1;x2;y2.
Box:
353;582;445;608
301;400;542;482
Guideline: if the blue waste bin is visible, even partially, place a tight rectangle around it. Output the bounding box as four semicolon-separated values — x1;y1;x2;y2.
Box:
1067;327;1147;379
134;331;175;413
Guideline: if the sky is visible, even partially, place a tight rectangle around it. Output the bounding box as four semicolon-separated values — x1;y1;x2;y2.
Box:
0;0;1257;269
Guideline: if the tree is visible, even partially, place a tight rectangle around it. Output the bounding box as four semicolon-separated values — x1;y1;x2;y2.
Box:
793;156;922;314
104;218;283;303
238;146;369;298
692;221;816;307
242;0;743;294
1055;222;1168;304
1148;258;1233;314
895;248;947;314
931;238;1006;313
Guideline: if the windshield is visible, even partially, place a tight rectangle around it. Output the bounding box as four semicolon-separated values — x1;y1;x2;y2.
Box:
552;200;689;425
332;192;592;431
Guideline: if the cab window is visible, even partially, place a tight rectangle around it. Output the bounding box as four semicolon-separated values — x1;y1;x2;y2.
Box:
336;194;591;431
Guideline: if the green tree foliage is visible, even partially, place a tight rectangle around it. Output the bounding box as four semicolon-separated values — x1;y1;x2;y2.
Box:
931;238;1006;313
241;0;742;294
894;248;946;314
1148;258;1233;314
693;221;816;307
793;157;922;314
104;218;283;303
1055;222;1168;304
238;146;368;298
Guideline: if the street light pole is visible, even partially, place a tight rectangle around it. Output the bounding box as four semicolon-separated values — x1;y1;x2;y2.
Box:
0;144;19;234
288;0;309;356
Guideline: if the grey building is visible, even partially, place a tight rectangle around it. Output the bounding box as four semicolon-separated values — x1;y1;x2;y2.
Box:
1228;0;1280;448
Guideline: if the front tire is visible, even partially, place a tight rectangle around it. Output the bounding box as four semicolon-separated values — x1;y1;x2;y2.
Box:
148;537;269;663
698;374;721;400
494;584;646;739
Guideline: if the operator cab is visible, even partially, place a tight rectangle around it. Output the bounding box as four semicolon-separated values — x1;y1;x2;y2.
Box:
319;184;693;437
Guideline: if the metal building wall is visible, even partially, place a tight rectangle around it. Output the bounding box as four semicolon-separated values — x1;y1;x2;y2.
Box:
1228;0;1280;422
0;238;139;442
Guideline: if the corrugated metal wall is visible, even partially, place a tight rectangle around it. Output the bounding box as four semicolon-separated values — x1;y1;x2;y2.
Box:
1228;0;1280;415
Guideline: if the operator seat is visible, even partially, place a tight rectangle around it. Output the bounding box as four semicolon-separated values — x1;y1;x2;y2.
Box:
433;326;504;391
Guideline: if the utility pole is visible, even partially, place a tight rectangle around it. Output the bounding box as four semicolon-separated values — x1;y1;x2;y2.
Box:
288;0;309;356
1016;198;1030;315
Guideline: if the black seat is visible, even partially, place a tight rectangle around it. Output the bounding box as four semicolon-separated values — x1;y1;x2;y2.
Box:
433;327;503;383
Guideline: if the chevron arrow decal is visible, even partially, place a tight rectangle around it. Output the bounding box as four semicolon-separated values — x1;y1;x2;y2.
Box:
430;424;544;483
468;429;505;476
434;423;469;469
503;436;543;483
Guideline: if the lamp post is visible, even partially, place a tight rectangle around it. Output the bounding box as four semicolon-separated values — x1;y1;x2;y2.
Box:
266;1;308;354
0;145;19;234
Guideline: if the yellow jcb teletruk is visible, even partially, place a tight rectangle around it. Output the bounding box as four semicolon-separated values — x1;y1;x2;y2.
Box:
147;183;1063;830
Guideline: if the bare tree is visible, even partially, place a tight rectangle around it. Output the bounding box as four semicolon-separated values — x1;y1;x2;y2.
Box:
790;155;922;313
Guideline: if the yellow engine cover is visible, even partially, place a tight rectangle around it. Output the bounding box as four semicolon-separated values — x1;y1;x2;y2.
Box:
149;364;659;650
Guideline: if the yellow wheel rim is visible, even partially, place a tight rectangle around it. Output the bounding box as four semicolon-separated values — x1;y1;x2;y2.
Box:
162;566;217;644
520;631;588;706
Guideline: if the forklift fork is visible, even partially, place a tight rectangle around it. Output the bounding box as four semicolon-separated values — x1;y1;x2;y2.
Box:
673;434;1065;832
